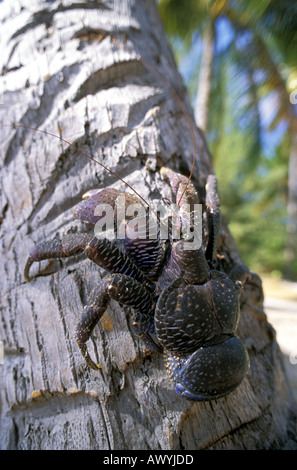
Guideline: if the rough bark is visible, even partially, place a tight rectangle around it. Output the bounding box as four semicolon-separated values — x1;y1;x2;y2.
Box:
0;0;296;450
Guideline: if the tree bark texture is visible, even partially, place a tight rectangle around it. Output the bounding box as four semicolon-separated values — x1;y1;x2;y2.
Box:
0;0;296;450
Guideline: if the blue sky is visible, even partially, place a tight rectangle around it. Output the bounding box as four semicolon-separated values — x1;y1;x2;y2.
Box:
175;15;289;160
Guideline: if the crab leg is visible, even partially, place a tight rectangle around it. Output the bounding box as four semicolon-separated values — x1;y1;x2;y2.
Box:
24;232;148;285
74;273;156;370
24;233;93;281
24;231;158;369
84;237;146;283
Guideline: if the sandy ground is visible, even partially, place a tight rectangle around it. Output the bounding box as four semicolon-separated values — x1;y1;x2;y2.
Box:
262;277;297;403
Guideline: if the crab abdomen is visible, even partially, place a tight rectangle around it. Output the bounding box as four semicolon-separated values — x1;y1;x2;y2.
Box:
164;336;249;401
155;271;239;352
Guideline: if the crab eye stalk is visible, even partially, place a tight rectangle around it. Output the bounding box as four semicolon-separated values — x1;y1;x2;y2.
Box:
164;336;250;401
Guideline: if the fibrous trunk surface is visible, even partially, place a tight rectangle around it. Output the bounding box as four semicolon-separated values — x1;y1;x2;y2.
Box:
0;0;296;450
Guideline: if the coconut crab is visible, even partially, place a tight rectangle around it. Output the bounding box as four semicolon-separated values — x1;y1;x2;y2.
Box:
24;167;255;401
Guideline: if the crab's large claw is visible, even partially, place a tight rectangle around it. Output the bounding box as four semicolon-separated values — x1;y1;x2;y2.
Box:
72;188;144;225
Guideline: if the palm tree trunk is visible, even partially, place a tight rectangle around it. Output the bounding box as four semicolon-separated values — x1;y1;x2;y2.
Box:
0;0;296;450
285;129;297;278
194;19;215;133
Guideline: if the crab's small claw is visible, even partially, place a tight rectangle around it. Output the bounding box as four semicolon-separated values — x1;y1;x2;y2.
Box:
75;340;102;371
23;234;92;281
24;255;34;282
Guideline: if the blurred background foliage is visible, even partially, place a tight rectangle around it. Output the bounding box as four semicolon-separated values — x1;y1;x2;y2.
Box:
158;0;297;280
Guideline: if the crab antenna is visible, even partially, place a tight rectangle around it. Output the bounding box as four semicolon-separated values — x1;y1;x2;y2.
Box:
4;123;150;210
3;59;197;211
140;57;197;207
